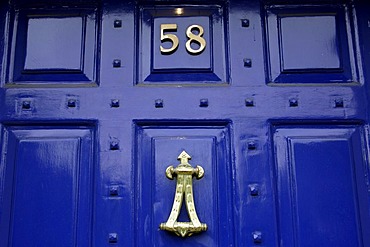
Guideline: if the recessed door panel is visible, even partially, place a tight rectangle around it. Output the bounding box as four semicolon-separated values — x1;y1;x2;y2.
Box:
264;4;360;84
137;5;229;84
7;7;100;84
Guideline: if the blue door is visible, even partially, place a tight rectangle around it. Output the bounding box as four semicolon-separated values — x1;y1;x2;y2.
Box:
0;0;369;246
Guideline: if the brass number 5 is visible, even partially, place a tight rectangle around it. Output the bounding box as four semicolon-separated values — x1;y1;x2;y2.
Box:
160;24;179;54
160;24;207;55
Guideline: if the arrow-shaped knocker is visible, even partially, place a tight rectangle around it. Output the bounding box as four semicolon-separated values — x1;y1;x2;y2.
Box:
159;151;208;237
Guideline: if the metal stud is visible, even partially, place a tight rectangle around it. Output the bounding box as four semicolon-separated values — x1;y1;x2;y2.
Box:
111;99;120;108
245;98;254;107
249;184;259;196
109;185;119;196
248;141;256;150
199;98;209;107
244;58;252;68
252;231;262;244
108;233;118;243
114;20;122;28
113;59;121;68
110;140;120;150
67;99;76;108
155;99;164;108
241;19;250;27
22;100;31;110
289;98;298;107
334;98;344;108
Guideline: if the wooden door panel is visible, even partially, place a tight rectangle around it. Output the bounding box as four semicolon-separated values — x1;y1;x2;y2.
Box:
264;3;359;84
7;7;99;85
0;126;94;246
135;122;234;246
273;126;370;247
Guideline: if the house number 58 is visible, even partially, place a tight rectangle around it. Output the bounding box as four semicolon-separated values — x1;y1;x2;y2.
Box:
160;24;206;55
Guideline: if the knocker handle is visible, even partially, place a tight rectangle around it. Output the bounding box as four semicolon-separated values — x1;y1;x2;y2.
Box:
159;151;207;237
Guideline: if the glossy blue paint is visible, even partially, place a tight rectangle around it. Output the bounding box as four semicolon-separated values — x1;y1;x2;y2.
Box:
9;7;99;83
135;122;234;246
264;4;359;84
0;126;94;246
25;17;83;70
273;126;368;246
138;5;228;84
0;0;369;246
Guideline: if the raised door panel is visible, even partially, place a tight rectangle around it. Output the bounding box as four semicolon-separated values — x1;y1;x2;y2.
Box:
273;126;370;247
0;126;95;246
135;122;234;246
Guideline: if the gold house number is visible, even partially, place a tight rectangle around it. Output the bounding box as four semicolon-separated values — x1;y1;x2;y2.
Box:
160;24;207;55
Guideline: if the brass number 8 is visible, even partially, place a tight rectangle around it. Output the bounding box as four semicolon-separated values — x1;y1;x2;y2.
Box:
160;24;207;55
186;25;206;55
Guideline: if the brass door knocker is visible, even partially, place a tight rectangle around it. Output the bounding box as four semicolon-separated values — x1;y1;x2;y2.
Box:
160;151;208;237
